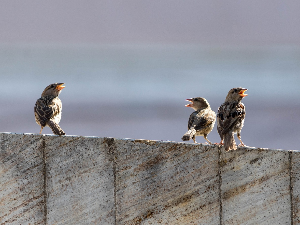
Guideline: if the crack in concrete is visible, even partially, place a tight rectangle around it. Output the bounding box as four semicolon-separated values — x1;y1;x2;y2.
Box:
42;137;47;225
218;146;223;225
289;151;294;225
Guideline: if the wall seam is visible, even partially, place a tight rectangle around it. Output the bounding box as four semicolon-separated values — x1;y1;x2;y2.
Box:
289;151;294;225
113;141;117;225
218;146;223;225
42;136;47;225
105;137;117;225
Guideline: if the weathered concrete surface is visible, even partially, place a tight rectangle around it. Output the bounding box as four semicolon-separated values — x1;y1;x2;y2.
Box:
44;136;115;225
220;148;291;225
0;133;300;225
0;133;45;225
292;151;300;224
113;139;220;224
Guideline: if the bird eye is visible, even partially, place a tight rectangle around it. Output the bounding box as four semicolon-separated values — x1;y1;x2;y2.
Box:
234;89;238;92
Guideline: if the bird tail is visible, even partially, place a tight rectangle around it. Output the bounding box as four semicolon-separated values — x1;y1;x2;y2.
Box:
182;129;196;141
224;132;236;151
47;121;65;135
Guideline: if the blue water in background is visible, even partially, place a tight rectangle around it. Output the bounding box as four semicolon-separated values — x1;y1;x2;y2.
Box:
0;44;299;150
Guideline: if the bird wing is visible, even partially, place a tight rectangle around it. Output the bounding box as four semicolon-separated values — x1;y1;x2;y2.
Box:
217;102;245;135
188;110;215;132
34;98;61;125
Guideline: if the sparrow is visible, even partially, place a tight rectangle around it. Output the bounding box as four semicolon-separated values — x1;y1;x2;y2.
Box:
34;83;66;135
182;97;216;144
217;87;248;151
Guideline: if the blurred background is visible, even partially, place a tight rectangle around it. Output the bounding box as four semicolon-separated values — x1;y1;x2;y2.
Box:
0;0;299;150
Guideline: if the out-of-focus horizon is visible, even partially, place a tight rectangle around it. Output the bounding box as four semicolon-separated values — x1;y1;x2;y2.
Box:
1;0;300;44
0;1;299;150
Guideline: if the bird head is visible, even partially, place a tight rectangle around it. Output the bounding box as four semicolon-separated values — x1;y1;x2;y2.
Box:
185;97;210;110
225;87;248;102
41;83;65;97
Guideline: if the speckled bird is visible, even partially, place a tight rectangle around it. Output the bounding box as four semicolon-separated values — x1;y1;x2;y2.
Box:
34;83;66;135
217;87;248;151
182;97;216;144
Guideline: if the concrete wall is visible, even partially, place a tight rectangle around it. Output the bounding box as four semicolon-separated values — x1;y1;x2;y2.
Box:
0;132;299;225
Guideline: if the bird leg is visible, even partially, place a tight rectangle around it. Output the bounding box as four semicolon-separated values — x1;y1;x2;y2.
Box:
39;127;43;134
192;136;197;144
203;134;212;145
237;133;245;146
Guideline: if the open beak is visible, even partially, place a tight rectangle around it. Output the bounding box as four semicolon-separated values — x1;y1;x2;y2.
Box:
185;98;194;107
239;89;248;97
56;83;65;91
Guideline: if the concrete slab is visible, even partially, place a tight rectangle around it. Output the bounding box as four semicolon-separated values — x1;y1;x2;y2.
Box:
44;135;115;225
1;133;300;224
114;139;220;224
220;147;291;225
0;133;45;225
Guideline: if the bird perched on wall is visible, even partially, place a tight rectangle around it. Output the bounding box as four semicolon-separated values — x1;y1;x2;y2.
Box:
217;87;247;151
182;97;216;144
34;83;66;135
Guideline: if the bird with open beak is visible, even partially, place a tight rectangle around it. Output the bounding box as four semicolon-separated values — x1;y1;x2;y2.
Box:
182;97;216;144
34;83;66;135
217;87;248;151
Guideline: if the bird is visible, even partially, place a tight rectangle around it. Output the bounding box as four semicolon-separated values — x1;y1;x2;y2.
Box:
34;83;66;135
217;87;248;151
182;97;216;144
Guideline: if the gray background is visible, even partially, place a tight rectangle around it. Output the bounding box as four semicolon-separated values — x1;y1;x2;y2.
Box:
0;1;299;150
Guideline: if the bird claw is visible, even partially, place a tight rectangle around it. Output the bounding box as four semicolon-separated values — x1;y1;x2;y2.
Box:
215;141;224;147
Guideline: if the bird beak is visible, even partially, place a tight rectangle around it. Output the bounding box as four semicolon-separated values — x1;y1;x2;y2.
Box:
185;98;193;107
239;89;248;97
56;83;65;91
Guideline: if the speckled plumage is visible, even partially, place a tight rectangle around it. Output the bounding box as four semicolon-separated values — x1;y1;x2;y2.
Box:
217;87;247;151
182;97;216;144
34;83;65;135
